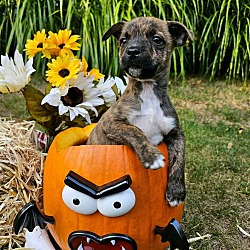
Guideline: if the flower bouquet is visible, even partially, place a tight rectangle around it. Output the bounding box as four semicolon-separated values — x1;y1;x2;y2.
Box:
0;29;127;150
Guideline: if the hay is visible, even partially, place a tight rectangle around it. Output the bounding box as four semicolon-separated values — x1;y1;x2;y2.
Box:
0;119;44;250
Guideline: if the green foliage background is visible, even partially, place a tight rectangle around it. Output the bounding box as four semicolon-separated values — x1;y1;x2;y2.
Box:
0;0;249;82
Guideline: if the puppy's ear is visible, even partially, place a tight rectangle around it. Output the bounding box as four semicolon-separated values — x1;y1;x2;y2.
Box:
167;21;194;47
102;21;126;41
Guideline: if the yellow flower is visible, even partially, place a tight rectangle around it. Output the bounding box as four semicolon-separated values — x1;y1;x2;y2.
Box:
47;29;81;57
80;56;104;81
24;29;51;59
46;55;80;88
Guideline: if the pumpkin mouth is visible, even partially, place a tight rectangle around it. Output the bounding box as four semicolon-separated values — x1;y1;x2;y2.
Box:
68;231;137;250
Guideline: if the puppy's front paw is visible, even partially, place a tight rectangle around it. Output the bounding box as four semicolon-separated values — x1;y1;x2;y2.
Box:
140;146;165;170
145;154;165;169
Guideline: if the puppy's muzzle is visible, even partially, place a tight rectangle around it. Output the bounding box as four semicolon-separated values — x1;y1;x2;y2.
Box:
127;46;141;59
121;44;157;79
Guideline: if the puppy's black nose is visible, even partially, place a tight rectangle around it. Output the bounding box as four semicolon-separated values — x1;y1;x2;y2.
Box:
127;46;141;57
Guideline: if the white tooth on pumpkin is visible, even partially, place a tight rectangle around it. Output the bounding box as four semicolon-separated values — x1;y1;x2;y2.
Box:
110;240;116;246
77;243;84;250
86;237;91;244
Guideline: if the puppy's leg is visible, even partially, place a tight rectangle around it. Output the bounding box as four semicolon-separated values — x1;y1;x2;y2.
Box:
164;128;186;206
107;123;165;170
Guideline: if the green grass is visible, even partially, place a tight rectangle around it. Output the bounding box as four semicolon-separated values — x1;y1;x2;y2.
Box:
0;92;27;119
0;79;249;249
168;81;250;249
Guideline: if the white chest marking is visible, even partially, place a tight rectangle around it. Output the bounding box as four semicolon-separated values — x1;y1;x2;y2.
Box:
128;84;176;146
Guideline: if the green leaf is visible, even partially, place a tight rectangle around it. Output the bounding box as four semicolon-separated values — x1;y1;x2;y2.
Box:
23;85;51;122
22;85;61;134
64;117;86;128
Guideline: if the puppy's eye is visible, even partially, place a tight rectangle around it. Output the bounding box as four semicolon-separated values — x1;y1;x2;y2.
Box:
120;37;127;46
152;35;164;45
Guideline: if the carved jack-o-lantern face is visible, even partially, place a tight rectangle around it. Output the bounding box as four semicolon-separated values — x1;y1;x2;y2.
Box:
43;127;184;250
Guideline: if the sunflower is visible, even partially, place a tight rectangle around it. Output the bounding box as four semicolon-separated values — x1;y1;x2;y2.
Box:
47;29;81;57
80;56;104;81
46;54;80;88
24;29;51;59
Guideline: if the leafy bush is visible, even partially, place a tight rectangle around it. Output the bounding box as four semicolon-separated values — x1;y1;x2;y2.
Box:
0;0;249;82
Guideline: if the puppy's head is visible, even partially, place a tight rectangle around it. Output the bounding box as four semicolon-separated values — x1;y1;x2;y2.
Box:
103;17;193;79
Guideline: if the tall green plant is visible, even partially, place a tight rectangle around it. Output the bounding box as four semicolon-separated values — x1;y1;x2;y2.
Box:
0;0;249;83
198;0;250;82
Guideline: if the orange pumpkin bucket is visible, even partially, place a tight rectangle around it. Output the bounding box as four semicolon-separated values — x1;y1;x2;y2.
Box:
13;125;188;250
42;126;188;250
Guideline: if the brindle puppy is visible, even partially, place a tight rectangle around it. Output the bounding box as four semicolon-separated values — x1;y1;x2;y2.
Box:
87;17;193;207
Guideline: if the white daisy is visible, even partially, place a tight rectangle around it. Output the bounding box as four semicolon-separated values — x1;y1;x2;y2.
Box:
96;76;116;107
41;72;104;123
41;87;68;106
69;72;104;106
96;76;128;107
59;101;93;123
0;50;36;93
114;76;127;95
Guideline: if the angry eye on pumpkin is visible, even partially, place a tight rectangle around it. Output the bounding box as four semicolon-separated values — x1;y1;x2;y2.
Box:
62;185;98;215
97;188;136;217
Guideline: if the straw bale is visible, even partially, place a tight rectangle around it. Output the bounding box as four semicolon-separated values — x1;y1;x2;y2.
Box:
0;119;44;249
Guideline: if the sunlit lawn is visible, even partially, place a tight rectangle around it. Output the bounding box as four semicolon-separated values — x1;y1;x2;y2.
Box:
169;80;250;249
